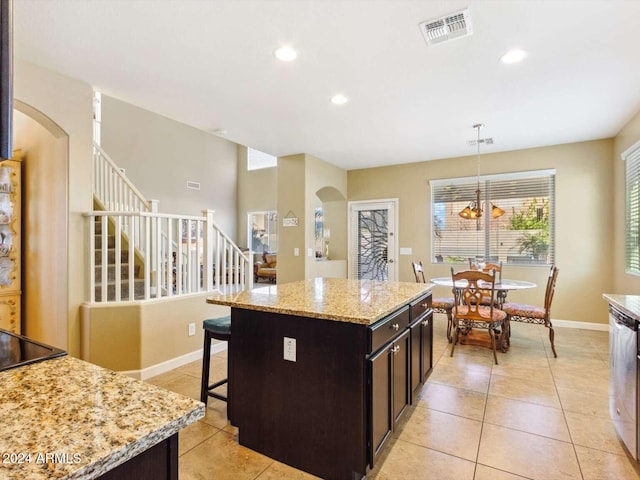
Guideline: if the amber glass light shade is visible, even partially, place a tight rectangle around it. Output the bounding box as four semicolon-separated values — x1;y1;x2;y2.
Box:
491;203;506;218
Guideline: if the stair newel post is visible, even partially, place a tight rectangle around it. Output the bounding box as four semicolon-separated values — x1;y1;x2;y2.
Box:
143;214;151;300
203;209;215;292
89;213;96;304
246;251;254;291
100;215;109;302
176;219;183;296
215;229;221;289
114;215;122;302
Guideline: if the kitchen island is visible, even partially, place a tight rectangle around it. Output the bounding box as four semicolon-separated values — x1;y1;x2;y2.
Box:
207;277;434;480
0;356;204;479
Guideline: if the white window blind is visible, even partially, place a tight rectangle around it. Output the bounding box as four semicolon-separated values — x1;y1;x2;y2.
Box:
430;170;555;266
247;148;277;170
624;141;640;274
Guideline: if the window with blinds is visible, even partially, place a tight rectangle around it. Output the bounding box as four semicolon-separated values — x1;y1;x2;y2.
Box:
430;170;555;266
624;141;640;274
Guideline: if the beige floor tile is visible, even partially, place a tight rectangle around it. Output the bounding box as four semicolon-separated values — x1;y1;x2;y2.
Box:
156;372;202;401
574;445;640;480
178;420;219;456
477;423;581;480
565;410;629;456
429;363;491;394
556;386;610;418
484;395;570;442
179;430;273;480
492;349;550;368
369;437;476;480
416;382;487;421
396;404;483;461
489;373;561;409
175;357;228;382
144;369;184;386
474;464;531;480
435;349;495;375
491;363;554;384
255;461;321;479
200;398;231;430
552;369;609;396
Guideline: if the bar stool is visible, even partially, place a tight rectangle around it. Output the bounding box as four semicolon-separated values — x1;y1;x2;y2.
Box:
200;315;231;406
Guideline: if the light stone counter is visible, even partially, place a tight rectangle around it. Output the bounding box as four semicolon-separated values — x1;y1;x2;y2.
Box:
0;356;204;479
603;293;640;319
207;277;433;325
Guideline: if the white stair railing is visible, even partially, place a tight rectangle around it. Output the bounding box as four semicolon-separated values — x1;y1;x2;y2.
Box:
93;143;151;213
87;209;253;303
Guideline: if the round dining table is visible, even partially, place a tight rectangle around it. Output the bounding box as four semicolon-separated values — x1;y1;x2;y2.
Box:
430;277;537;308
431;276;537;353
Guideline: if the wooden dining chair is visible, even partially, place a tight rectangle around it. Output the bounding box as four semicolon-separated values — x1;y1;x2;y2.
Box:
468;260;503;306
501;265;559;357
412;261;454;343
450;267;507;364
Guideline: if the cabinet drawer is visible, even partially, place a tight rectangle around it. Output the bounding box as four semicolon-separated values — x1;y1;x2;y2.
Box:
369;306;410;354
410;292;432;321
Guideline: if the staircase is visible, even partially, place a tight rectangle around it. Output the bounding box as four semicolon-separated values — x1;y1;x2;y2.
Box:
89;143;252;304
93;215;145;301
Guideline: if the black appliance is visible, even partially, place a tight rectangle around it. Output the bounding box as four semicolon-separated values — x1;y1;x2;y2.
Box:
0;328;66;372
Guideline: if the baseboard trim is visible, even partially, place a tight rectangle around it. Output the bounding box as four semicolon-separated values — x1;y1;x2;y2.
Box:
550;318;608;331
120;341;228;380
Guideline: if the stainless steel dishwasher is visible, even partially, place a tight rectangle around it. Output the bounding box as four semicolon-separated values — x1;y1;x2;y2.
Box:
609;304;639;461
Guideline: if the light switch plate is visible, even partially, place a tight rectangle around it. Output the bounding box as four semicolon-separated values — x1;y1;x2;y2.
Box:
284;337;296;362
400;247;413;255
188;323;195;336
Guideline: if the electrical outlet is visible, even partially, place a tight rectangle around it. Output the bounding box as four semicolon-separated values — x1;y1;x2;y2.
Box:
294;247;300;256
284;337;296;362
188;323;195;336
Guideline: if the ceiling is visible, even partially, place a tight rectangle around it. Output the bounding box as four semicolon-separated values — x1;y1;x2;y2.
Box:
12;0;640;170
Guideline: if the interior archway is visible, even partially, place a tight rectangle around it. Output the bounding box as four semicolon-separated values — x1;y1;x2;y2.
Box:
13;99;69;349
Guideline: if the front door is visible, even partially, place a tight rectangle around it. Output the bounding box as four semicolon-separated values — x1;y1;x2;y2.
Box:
349;200;397;281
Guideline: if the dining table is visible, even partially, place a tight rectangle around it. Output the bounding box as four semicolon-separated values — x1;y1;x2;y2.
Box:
430;276;536;309
430;276;537;352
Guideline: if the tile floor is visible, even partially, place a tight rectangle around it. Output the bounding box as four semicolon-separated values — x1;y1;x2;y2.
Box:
146;317;640;480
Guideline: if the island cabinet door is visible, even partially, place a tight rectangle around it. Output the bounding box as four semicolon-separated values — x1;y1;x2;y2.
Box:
368;328;410;468
420;311;434;384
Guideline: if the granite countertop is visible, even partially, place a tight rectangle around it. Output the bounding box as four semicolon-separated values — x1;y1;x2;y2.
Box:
0;356;204;480
207;277;433;325
603;293;640;319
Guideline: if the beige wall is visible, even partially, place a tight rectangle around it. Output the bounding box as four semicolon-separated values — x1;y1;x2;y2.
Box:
82;294;230;372
14;107;69;349
613;109;640;294
14;59;93;356
304;154;347;278
277;154;306;283
348;139;614;325
101;96;238;235
236;145;277;250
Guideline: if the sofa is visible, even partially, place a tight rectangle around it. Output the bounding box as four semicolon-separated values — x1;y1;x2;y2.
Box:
255;252;277;283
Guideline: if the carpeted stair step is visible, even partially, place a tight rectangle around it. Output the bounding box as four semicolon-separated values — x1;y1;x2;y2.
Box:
94;263;141;282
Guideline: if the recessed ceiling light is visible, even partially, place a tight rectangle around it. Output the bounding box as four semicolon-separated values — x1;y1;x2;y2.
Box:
501;49;527;64
274;46;297;62
331;94;348;105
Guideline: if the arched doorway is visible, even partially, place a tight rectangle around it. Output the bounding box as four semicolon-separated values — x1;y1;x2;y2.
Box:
13;99;69;349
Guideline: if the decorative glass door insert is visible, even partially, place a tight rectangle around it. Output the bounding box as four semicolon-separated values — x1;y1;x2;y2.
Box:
349;201;397;281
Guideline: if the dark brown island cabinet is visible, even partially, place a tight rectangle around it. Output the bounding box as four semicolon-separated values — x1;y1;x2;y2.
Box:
208;278;433;480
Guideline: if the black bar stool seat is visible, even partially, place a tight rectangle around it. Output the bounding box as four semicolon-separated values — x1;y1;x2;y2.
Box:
200;315;231;406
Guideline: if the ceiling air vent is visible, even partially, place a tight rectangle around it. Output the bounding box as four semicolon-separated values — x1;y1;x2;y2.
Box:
467;138;494;147
419;9;472;46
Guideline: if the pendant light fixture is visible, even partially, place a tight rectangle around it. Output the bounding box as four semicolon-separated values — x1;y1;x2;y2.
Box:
458;123;505;220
